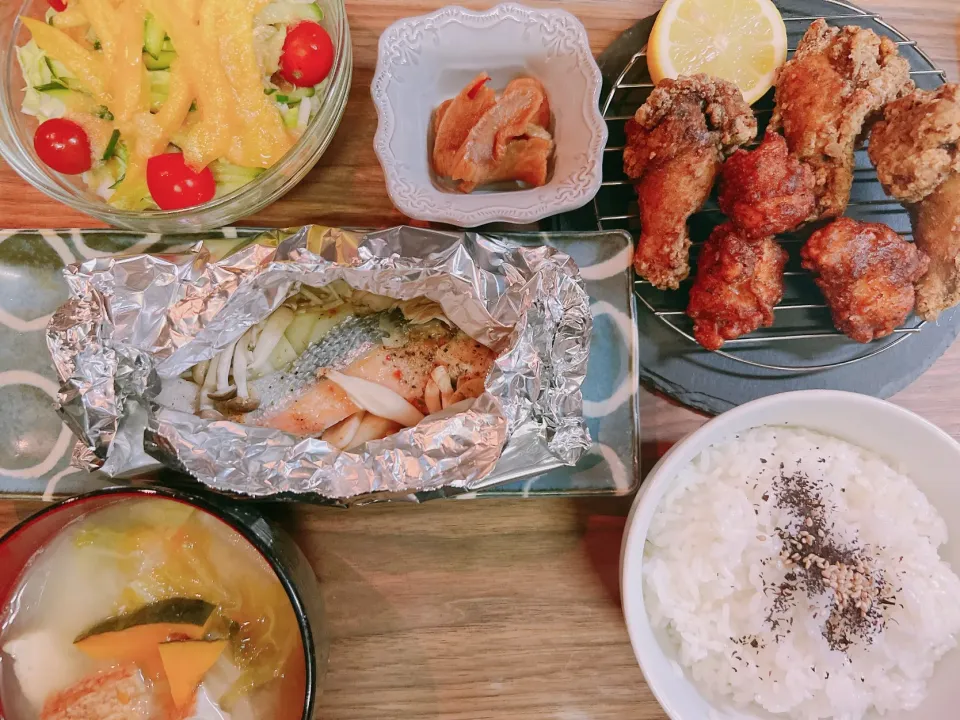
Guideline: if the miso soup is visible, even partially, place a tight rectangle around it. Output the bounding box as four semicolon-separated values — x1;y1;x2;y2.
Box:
0;497;306;720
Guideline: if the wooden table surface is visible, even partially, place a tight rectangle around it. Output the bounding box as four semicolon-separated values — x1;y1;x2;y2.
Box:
1;1;958;718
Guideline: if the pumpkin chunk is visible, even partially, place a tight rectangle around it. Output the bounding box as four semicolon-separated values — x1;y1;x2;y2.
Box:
74;598;217;663
158;639;228;709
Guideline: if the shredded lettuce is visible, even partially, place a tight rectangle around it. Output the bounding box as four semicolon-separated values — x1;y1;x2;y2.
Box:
16;39;54;88
15;40;65;119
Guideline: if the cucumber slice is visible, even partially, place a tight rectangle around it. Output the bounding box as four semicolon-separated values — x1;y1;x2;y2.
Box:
102;130;120;161
275;86;314;105
149;70;171;111
162;38;175;53
210;160;265;197
143;13;166;59
255;2;323;26
38;85;100;114
144;50;176;71
34;81;66;92
282;105;299;128
43;56;72;82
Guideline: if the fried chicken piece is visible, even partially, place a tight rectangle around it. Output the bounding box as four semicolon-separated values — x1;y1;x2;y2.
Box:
801;218;929;343
868;84;960;320
909;175;960;321
771;19;912;221
718;132;816;237
686;224;788;350
624;74;757;290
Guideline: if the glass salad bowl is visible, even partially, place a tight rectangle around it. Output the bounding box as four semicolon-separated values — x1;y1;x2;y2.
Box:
0;0;351;232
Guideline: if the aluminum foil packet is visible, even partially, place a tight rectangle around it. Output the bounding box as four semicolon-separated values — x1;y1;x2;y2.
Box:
47;226;592;501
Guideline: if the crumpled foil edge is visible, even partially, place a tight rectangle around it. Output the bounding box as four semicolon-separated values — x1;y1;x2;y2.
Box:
47;226;592;500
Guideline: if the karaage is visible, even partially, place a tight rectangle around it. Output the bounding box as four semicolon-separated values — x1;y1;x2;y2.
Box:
800;218;929;343
869;84;960;321
718;132;816;237
771;19;912;221
686;224;788;351
624;74;757;290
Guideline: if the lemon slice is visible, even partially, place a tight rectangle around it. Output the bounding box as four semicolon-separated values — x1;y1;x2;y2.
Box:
647;0;787;105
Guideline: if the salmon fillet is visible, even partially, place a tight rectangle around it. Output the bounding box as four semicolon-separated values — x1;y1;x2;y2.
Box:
258;330;496;438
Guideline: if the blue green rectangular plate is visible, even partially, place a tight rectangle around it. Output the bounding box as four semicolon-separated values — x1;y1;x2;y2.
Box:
0;228;639;501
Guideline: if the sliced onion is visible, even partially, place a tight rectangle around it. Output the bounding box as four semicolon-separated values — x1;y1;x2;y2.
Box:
249;307;295;375
425;398;475;421
322;411;366;449
326;370;424;427
345;414;403;451
431;366;454;407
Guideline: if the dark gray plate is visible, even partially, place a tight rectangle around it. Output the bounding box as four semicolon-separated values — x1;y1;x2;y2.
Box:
574;0;959;415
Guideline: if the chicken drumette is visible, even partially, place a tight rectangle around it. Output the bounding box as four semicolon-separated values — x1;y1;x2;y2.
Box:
718;132;817;238
868;84;960;321
686;224;789;351
771;19;912;221
624;74;756;290
801;218;929;343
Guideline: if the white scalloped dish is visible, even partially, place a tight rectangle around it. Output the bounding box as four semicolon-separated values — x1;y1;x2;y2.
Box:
372;3;607;227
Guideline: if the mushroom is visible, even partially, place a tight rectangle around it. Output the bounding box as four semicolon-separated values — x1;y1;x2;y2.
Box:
206;333;261;415
191;359;210;386
249;306;295;376
207;338;240;402
198;354;221;416
218;337;260;414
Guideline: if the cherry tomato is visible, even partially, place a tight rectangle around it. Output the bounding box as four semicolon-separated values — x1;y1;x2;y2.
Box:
34;118;92;175
279;22;334;88
146;153;216;211
47;0;68;11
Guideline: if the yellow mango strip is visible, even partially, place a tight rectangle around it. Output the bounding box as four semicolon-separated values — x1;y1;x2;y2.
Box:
51;5;90;29
214;0;292;167
114;62;194;210
147;0;237;170
146;0;235;169
74;0;115;57
134;60;194;159
20;18;107;101
79;0;146;126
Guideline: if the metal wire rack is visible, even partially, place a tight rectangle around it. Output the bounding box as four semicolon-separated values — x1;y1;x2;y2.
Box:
592;0;948;373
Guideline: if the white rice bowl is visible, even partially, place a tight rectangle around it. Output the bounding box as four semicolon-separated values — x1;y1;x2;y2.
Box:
620;391;960;720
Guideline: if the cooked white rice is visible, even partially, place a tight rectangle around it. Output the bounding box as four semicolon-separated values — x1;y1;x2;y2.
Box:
644;426;960;720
